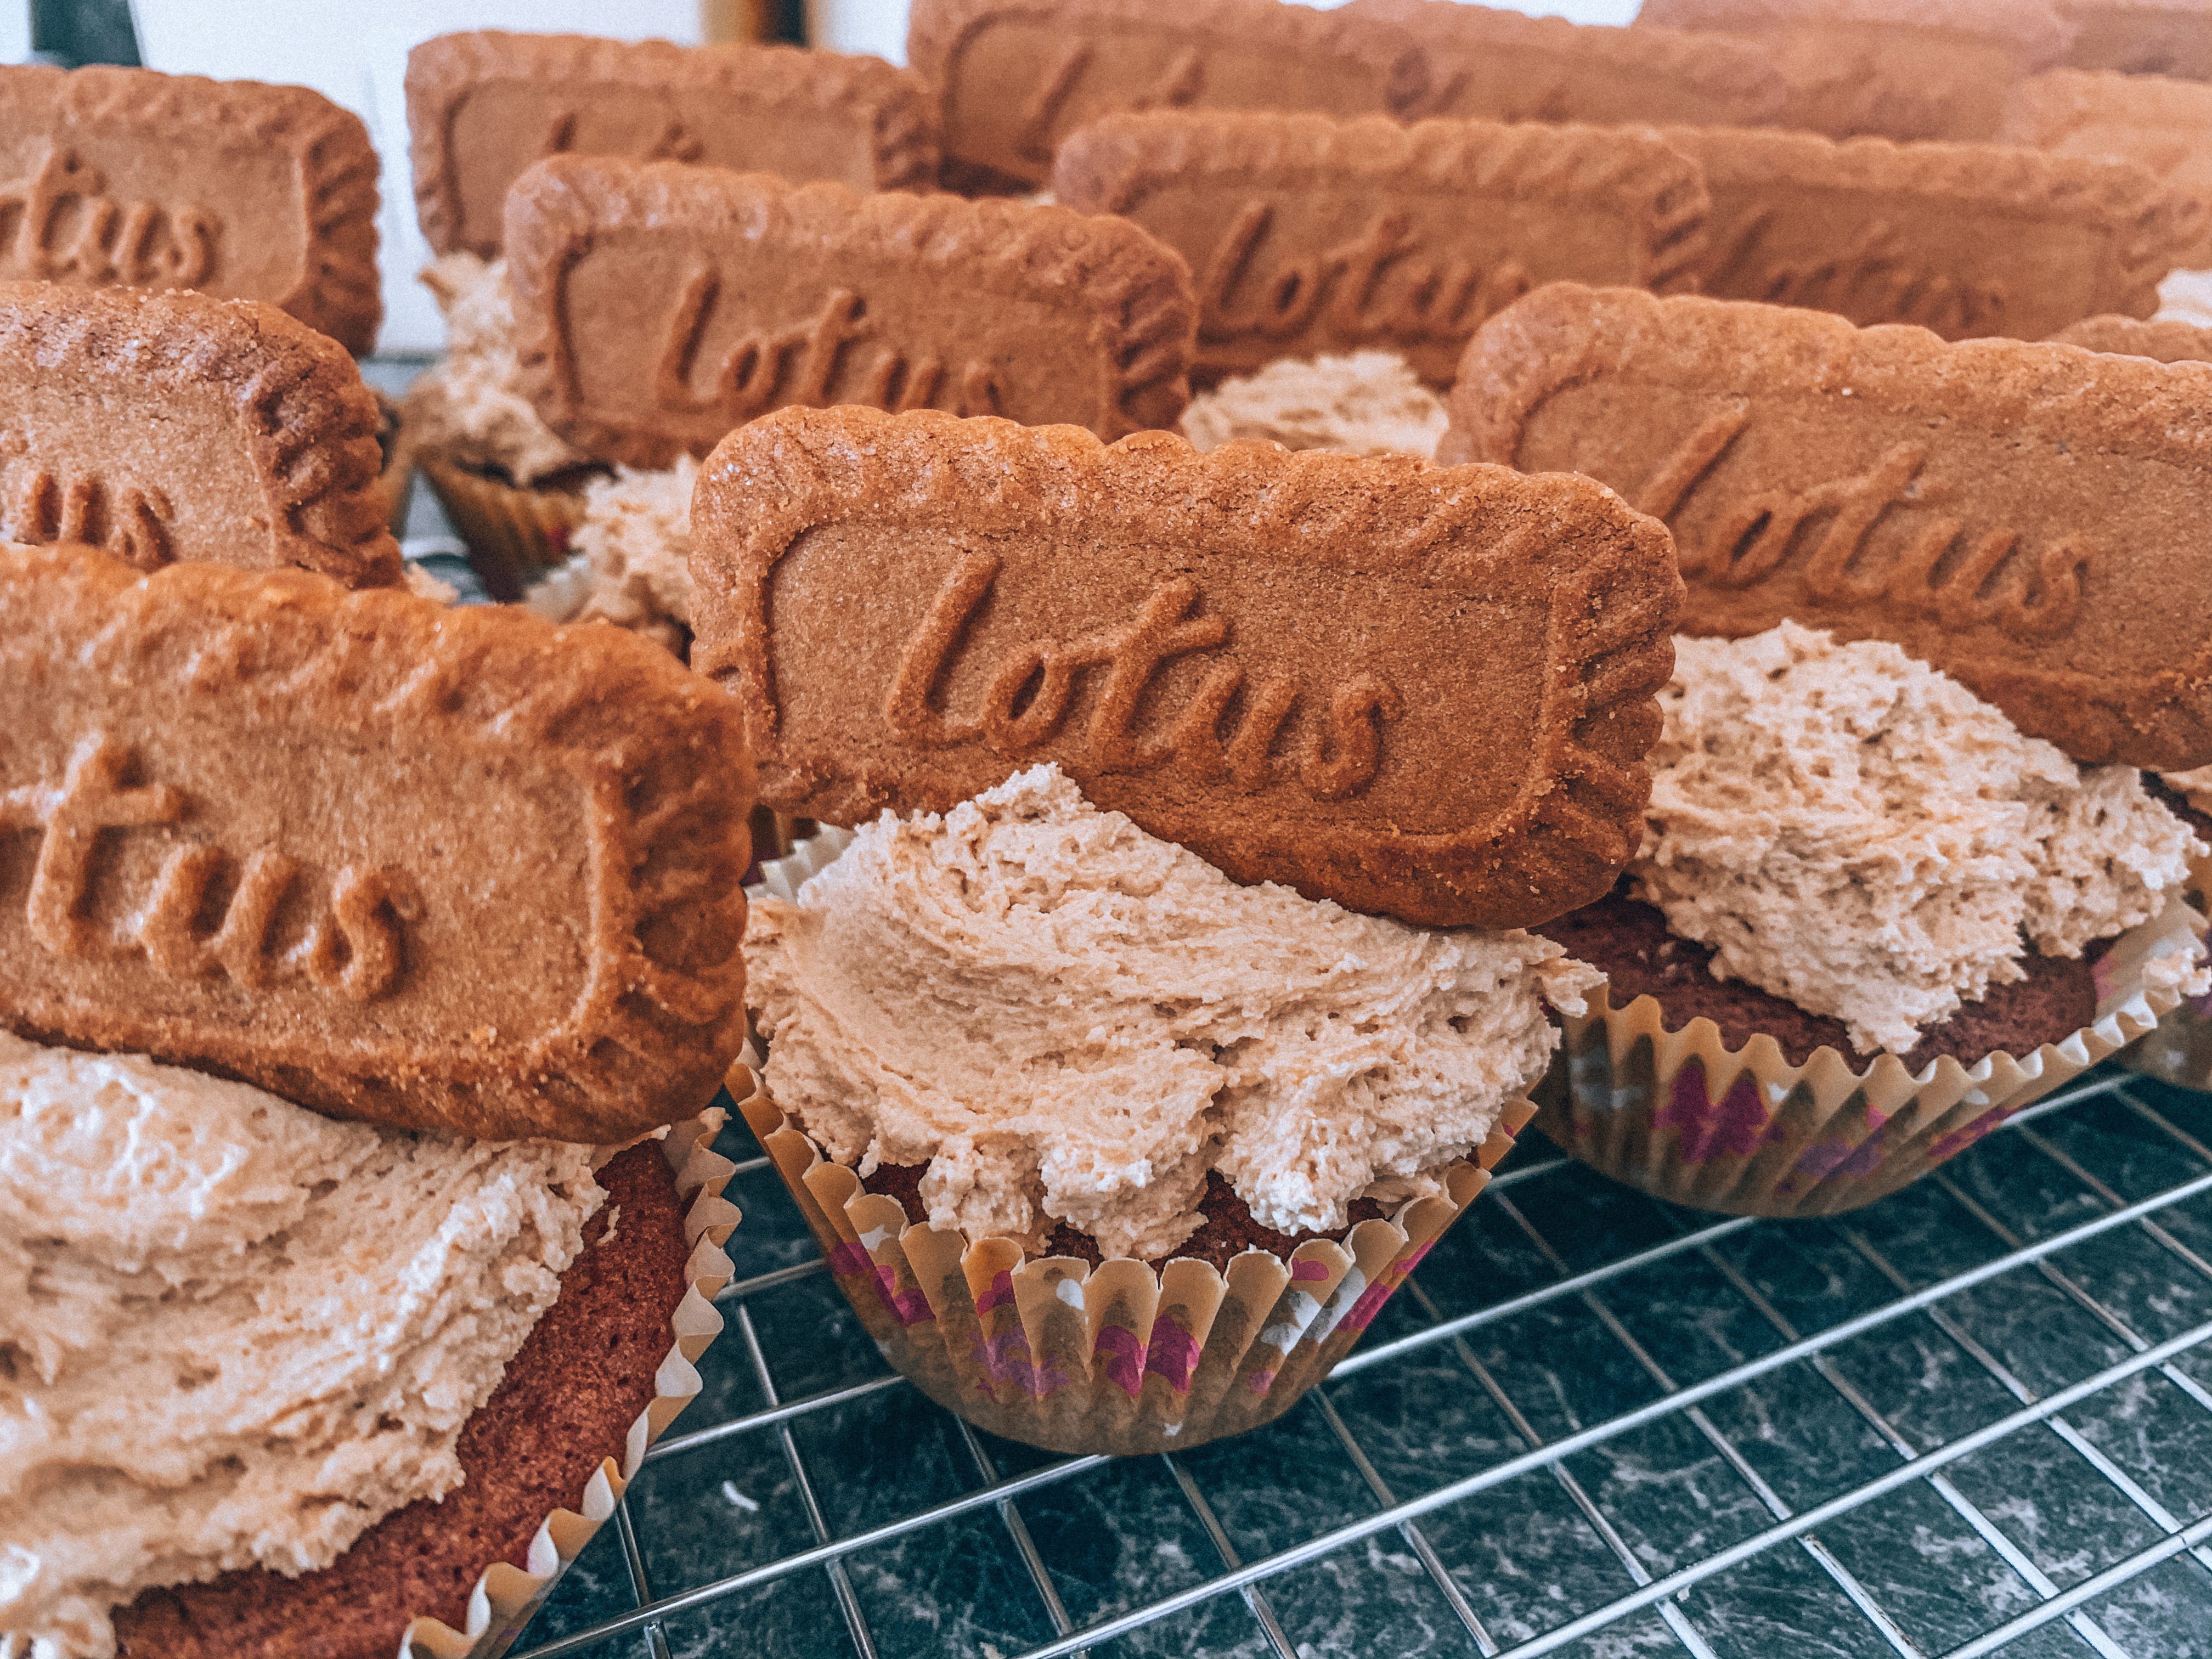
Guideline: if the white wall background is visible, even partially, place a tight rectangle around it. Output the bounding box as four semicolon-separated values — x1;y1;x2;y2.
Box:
812;0;1639;57
125;0;1640;352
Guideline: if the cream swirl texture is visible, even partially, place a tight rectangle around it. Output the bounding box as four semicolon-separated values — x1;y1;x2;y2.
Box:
0;1035;601;1659
745;765;1596;1260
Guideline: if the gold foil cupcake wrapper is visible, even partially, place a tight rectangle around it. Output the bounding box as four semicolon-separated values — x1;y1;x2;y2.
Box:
1533;894;2205;1217
743;828;1523;1455
735;1063;1513;1455
399;1110;741;1659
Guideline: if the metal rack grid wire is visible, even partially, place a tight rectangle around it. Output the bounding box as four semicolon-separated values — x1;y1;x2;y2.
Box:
503;1063;2212;1659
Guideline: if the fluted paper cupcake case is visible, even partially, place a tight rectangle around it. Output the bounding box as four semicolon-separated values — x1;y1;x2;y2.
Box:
399;1110;742;1659
416;453;590;604
1532;895;2205;1217
741;830;1528;1455
2117;853;2212;1092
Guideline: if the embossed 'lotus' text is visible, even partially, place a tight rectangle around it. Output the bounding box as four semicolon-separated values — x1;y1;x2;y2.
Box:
1199;199;1532;345
1709;212;2005;336
883;551;1404;799
1012;40;1205;163
1;733;416;1000
0;147;216;286
653;268;1005;424
1635;408;2096;641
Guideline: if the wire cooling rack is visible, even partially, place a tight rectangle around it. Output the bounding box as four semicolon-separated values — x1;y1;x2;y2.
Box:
493;1062;2212;1659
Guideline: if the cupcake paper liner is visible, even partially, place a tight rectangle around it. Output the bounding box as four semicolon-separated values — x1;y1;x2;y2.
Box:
1532;894;2205;1217
375;400;417;538
742;832;1526;1455
399;1110;741;1659
417;454;591;604
2116;853;2212;1092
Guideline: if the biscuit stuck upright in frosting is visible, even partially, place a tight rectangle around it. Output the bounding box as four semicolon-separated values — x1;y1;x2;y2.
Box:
1449;283;2212;771
690;404;1683;929
0;543;752;1142
0;63;382;353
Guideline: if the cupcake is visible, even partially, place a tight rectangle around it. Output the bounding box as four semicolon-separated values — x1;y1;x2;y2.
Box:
2;543;754;1657
1531;622;2209;1215
740;765;1602;1453
401;253;610;601
0;1039;736;1659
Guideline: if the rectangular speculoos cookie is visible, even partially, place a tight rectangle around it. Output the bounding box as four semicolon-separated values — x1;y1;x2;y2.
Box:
2050;312;2212;360
0;284;400;587
688;405;1682;930
2002;69;2212;264
0;543;753;1143
407;31;939;258
2058;0;2212;78
1660;125;2197;340
906;0;1427;193
1052;111;1705;385
506;154;1195;470
1444;283;2212;771
1638;0;2073;140
1342;0;1788;128
0;63;380;354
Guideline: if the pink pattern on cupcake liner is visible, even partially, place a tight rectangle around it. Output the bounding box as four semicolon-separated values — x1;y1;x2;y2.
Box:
975;1270;1018;1314
1783;1101;1894;1190
970;1329;1069;1398
1930;1107;2019;1164
1291;1259;1330;1282
1654;1066;1786;1165
880;1277;934;1325
1338;1241;1433;1335
827;1241;934;1325
1790;1132;1892;1186
1094;1323;1147;1398
2092;952;2118;1005
1145;1318;1202;1395
1248;1367;1278;1396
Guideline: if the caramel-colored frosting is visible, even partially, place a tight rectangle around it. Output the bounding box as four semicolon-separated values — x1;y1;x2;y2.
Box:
745;765;1596;1259
1178;351;1448;460
1635;623;2203;1054
571;456;697;650
0;1035;600;1658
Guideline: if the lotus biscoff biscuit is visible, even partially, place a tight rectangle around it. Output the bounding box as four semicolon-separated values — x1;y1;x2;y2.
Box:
687;405;1683;930
505;154;1196;470
1444;283;2212;771
2050;311;2212;359
0;284;402;586
1658;124;2200;339
1053;111;1705;384
1345;0;1789;128
406;31;940;258
2001;68;2212;264
2057;0;2212;79
1637;0;2073;140
0;542;753;1143
905;0;1429;193
0;63;380;353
